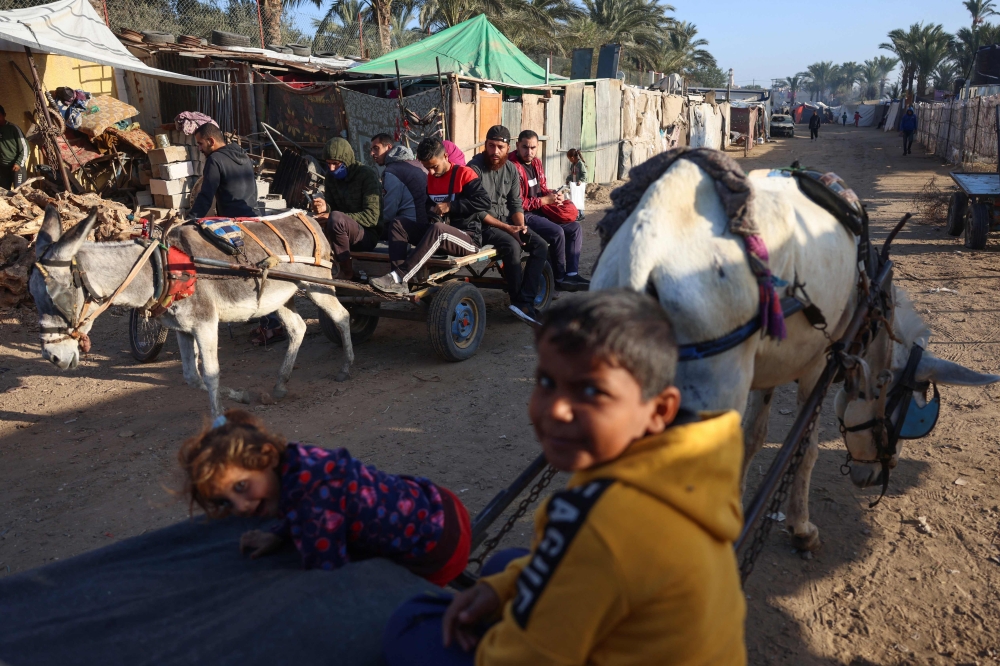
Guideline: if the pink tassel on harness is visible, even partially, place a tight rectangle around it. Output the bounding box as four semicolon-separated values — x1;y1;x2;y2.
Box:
742;235;787;341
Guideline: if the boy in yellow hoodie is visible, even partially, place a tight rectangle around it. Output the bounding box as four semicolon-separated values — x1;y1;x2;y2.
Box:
382;289;747;665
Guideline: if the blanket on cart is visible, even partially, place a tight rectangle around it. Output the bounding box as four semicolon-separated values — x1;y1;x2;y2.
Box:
0;518;435;666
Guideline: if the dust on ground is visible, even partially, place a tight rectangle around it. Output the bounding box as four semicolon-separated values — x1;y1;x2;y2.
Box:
3;125;1000;665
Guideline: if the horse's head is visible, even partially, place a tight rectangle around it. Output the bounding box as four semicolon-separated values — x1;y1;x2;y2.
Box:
835;286;1000;489
29;206;99;369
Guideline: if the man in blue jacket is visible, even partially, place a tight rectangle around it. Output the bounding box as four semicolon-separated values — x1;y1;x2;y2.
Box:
900;108;918;156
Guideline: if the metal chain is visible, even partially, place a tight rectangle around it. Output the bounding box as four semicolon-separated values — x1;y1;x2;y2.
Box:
738;398;823;584
469;465;559;571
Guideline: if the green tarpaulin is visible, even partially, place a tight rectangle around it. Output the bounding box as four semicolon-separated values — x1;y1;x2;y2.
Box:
349;15;552;87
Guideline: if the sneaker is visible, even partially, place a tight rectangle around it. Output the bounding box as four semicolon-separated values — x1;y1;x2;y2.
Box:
576;211;586;221
562;274;591;289
509;303;541;326
369;273;409;296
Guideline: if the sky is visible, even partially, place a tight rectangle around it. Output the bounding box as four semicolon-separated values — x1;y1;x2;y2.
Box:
672;0;973;86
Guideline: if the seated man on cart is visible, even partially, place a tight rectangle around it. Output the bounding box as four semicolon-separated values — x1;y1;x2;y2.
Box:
369;137;490;296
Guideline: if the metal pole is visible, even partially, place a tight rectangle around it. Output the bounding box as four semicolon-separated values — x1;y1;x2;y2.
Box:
24;46;72;193
394;60;410;149
545;57;550;85
436;56;448;140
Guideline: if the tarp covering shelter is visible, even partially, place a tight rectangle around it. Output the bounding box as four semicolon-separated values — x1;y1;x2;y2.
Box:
349;15;552;87
828;103;880;127
0;0;212;84
0;518;435;665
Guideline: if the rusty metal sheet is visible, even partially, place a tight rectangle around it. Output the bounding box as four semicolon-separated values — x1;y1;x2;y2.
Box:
477;91;502;146
581;85;597;182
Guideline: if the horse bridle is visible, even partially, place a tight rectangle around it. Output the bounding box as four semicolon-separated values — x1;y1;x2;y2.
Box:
840;344;936;507
33;240;160;351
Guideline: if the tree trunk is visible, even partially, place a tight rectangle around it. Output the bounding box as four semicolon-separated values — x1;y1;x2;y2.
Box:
262;0;282;47
372;0;392;54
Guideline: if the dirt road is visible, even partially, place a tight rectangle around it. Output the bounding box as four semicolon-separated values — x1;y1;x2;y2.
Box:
2;124;999;665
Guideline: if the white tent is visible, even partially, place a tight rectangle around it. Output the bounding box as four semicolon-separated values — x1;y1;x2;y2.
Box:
828;103;880;127
0;0;212;85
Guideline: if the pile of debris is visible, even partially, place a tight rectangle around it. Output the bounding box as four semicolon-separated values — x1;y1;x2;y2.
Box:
0;181;136;308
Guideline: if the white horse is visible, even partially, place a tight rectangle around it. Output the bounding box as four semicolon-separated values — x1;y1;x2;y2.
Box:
592;156;1000;550
30;206;355;417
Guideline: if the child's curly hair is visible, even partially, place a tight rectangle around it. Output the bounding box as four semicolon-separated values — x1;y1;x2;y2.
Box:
178;409;287;517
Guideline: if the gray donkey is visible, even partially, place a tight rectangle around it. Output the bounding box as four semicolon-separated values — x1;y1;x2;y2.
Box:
29;205;354;416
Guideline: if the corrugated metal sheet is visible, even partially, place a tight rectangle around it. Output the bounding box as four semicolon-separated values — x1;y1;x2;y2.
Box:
122;45;164;132
561;83;583;155
544;95;564;185
595;79;617;183
581;85;597;183
502;99;522;135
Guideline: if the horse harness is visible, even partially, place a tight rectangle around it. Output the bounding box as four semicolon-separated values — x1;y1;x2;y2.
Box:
839;344;940;507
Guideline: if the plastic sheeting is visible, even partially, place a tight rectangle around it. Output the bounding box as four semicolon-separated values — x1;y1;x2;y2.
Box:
828;103;880;127
690;102;724;150
0;518;434;666
0;0;212;85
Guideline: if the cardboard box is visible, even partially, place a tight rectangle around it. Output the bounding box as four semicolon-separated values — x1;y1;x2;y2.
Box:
154;193;190;209
148;146;189;166
144;207;172;223
135;190;153;207
150;176;197;196
158;161;197;180
138;168;152;185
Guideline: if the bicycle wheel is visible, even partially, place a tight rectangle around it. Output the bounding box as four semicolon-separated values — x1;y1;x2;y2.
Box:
129;308;168;363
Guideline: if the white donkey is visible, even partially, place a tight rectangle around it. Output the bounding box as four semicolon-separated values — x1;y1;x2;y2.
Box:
29;206;354;417
592;154;999;550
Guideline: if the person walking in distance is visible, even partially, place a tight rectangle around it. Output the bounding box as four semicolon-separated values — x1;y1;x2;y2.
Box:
900;108;918;156
0;105;28;191
841;111;848;126
809;111;821;141
853;110;862;127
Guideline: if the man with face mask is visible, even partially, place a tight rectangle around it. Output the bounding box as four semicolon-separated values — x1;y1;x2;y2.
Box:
311;137;383;281
468;125;549;324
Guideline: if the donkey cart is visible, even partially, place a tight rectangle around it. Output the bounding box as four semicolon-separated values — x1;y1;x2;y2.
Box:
130;244;555;364
946;171;1000;250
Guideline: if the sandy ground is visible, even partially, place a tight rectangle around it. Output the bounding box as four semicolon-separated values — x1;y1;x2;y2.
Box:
2;124;1000;664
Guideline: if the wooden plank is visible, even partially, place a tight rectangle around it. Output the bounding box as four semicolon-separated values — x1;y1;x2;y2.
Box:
595;79;616;183
561;83;584;156
351;248;496;268
609;80;623;180
452;99;477;159
581;85;597;183
478;92;503;147
544;94;564;186
521;94;545;134
502;100;522;136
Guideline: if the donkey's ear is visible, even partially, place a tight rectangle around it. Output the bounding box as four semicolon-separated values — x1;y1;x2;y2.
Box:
36;205;63;258
50;208;98;261
916;353;1000;386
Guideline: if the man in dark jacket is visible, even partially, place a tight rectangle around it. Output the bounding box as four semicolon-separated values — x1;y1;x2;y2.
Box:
0;105;28;191
469;125;549;325
370;137;491;296
808;111;821;141
900;108;918;155
311;137;382;280
383;145;429;228
190;123;257;218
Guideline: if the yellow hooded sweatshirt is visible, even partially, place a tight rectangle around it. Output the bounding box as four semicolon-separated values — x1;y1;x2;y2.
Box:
476;410;746;666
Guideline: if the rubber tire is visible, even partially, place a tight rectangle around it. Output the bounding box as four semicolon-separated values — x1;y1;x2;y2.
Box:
427;281;486;362
286;43;311;56
129;308;168;363
947;192;968;236
965;202;990;250
142;31;175;44
319;306;379;346
211;30;252;47
525;260;555;313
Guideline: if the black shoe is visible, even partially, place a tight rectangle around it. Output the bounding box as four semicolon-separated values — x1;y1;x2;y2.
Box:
369;272;409;296
509;302;540;326
556;274;590;292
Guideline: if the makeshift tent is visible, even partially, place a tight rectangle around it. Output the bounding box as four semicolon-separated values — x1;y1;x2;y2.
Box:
349;15;553;87
884;101;901;131
827;103;880;127
0;517;435;665
793;103;820;124
0;0;212;84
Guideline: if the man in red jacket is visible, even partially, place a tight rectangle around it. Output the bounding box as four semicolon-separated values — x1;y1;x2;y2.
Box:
512;131;588;290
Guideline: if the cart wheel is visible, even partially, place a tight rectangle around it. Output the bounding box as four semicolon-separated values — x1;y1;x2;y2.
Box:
947;192;968;236
319;306;379;346
522;259;555;313
129;308;168;363
427;281;486;362
965;203;990;250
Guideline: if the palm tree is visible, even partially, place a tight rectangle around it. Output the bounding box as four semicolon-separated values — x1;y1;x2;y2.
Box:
932;61;960;90
881;23;923;94
912;24;953;96
835;61;863;99
805;61;835;103
659;21;715;75
965;0;997;27
860;60;881;100
873;55;899;99
781;73;808;106
564;0;676;71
